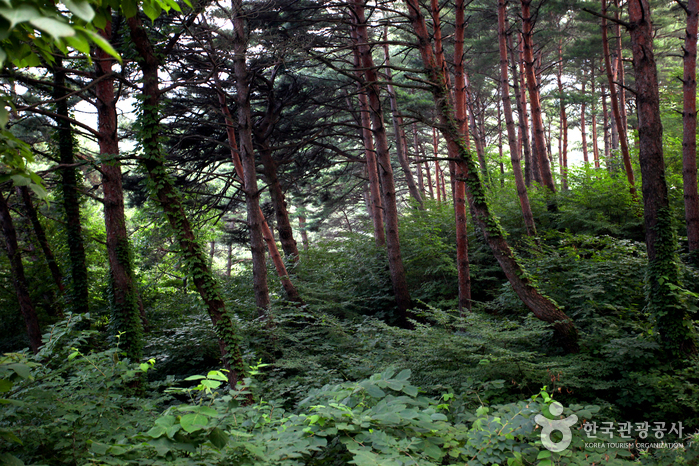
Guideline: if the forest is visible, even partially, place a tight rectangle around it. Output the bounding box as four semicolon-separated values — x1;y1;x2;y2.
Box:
1;0;699;464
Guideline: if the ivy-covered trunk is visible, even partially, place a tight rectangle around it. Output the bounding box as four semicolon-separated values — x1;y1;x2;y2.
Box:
404;0;579;352
453;0;472;313
53;58;89;314
96;18;144;360
627;0;697;356
498;0;536;236
0;191;41;353
351;0;412;323
127;13;245;388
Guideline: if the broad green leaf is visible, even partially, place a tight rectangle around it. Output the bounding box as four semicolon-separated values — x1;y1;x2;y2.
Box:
207;370;228;381
402;385;418;397
0;48;6;68
184;375;205;381
75;28;120;62
365;384;385;398
155;415;176;427
142;1;162;21
208;427;227;449
90;441;109;455
8;363;30;379
537;450;552;459
0;5;39;28
179;413;208;433
424;443;443;460
29;17;75;38
64;33;90;55
395;369;411;381
120;0;138;18
147;425;166;438
63;0;94;22
0;379;12;392
0;428;22;445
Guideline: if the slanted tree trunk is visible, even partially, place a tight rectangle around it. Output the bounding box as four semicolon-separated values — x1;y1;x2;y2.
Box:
96;18;144;359
454;0;472;312
350;28;386;246
0;191;42;354
127;13;245;388
382;27;424;209
351;0;412;323
602;0;636;193
498;0;537;236
54;58;89;314
298;212;310;251
215;85;303;304
405;0;578;352
521;3;556;192
628;0;696;356
680;0;699;258
509;33;533;187
17;186;64;296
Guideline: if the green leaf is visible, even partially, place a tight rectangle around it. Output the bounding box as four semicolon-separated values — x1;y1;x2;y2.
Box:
537;450;552;459
208;427;227;449
395;369;411;381
179;413;208;433
63;0;94;22
120;0;138;18
76;28;120;62
184;375;205;381
142;1;162;21
0;5;39;28
29;17;75;38
147;425;166;439
424;443;443;460
206;370;228;381
365;384;385;398
0;428;22;445
64;33;90;55
402;385;418;397
0;379;12;392
8;363;30;379
90;441;109;455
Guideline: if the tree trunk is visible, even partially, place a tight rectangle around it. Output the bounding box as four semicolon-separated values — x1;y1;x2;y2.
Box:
628;0;696;356
520;4;556;192
127;13;245;388
215;85;303;304
258;143;300;260
681;0;699;258
0;191;42;354
557;39;568;190
17;186;64;296
351;0;412;323
54;58;89;314
509;33;533;187
350;28;386;247
602;0;636;193
405;0;578;352
96;18;144;360
299;213;309;251
413;123;425;195
615;0;628;134
433;128;442;204
601;79;611;163
499;0;537;236
580;77;589;164
382;26;424;209
591;63;601;168
454;0;472;312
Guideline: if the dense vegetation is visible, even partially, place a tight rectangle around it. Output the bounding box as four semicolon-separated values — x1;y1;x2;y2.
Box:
2;0;699;464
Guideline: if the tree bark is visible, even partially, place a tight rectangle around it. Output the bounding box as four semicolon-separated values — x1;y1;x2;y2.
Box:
602;0;636;193
499;0;537;236
591;63;601;168
54;58;89;314
521;3;556;192
681;0;699;258
0;191;42;354
413;123;425;195
405;0;578;352
17;186;64;296
351;0;412;323
96;18;144;359
350;27;386;246
509;33;533;187
454;0;472;312
601;79;611;163
580;77;589;164
628;0;696;356
557;39;568;190
127;13;245;388
433;128;442;204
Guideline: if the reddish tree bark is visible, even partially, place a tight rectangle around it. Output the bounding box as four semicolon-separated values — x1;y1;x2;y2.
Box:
509;33;533;187
405;0;578;352
499;0;537;236
556;39;568;190
350;27;386;246
591;63;601;168
351;0;412;322
680;0;699;257
433;128;442;204
521;1;556;192
412;123;425;195
602;0;636;193
96;18;145;358
0;191;42;354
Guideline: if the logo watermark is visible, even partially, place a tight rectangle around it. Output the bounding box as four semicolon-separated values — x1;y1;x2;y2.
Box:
535;401;578;452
